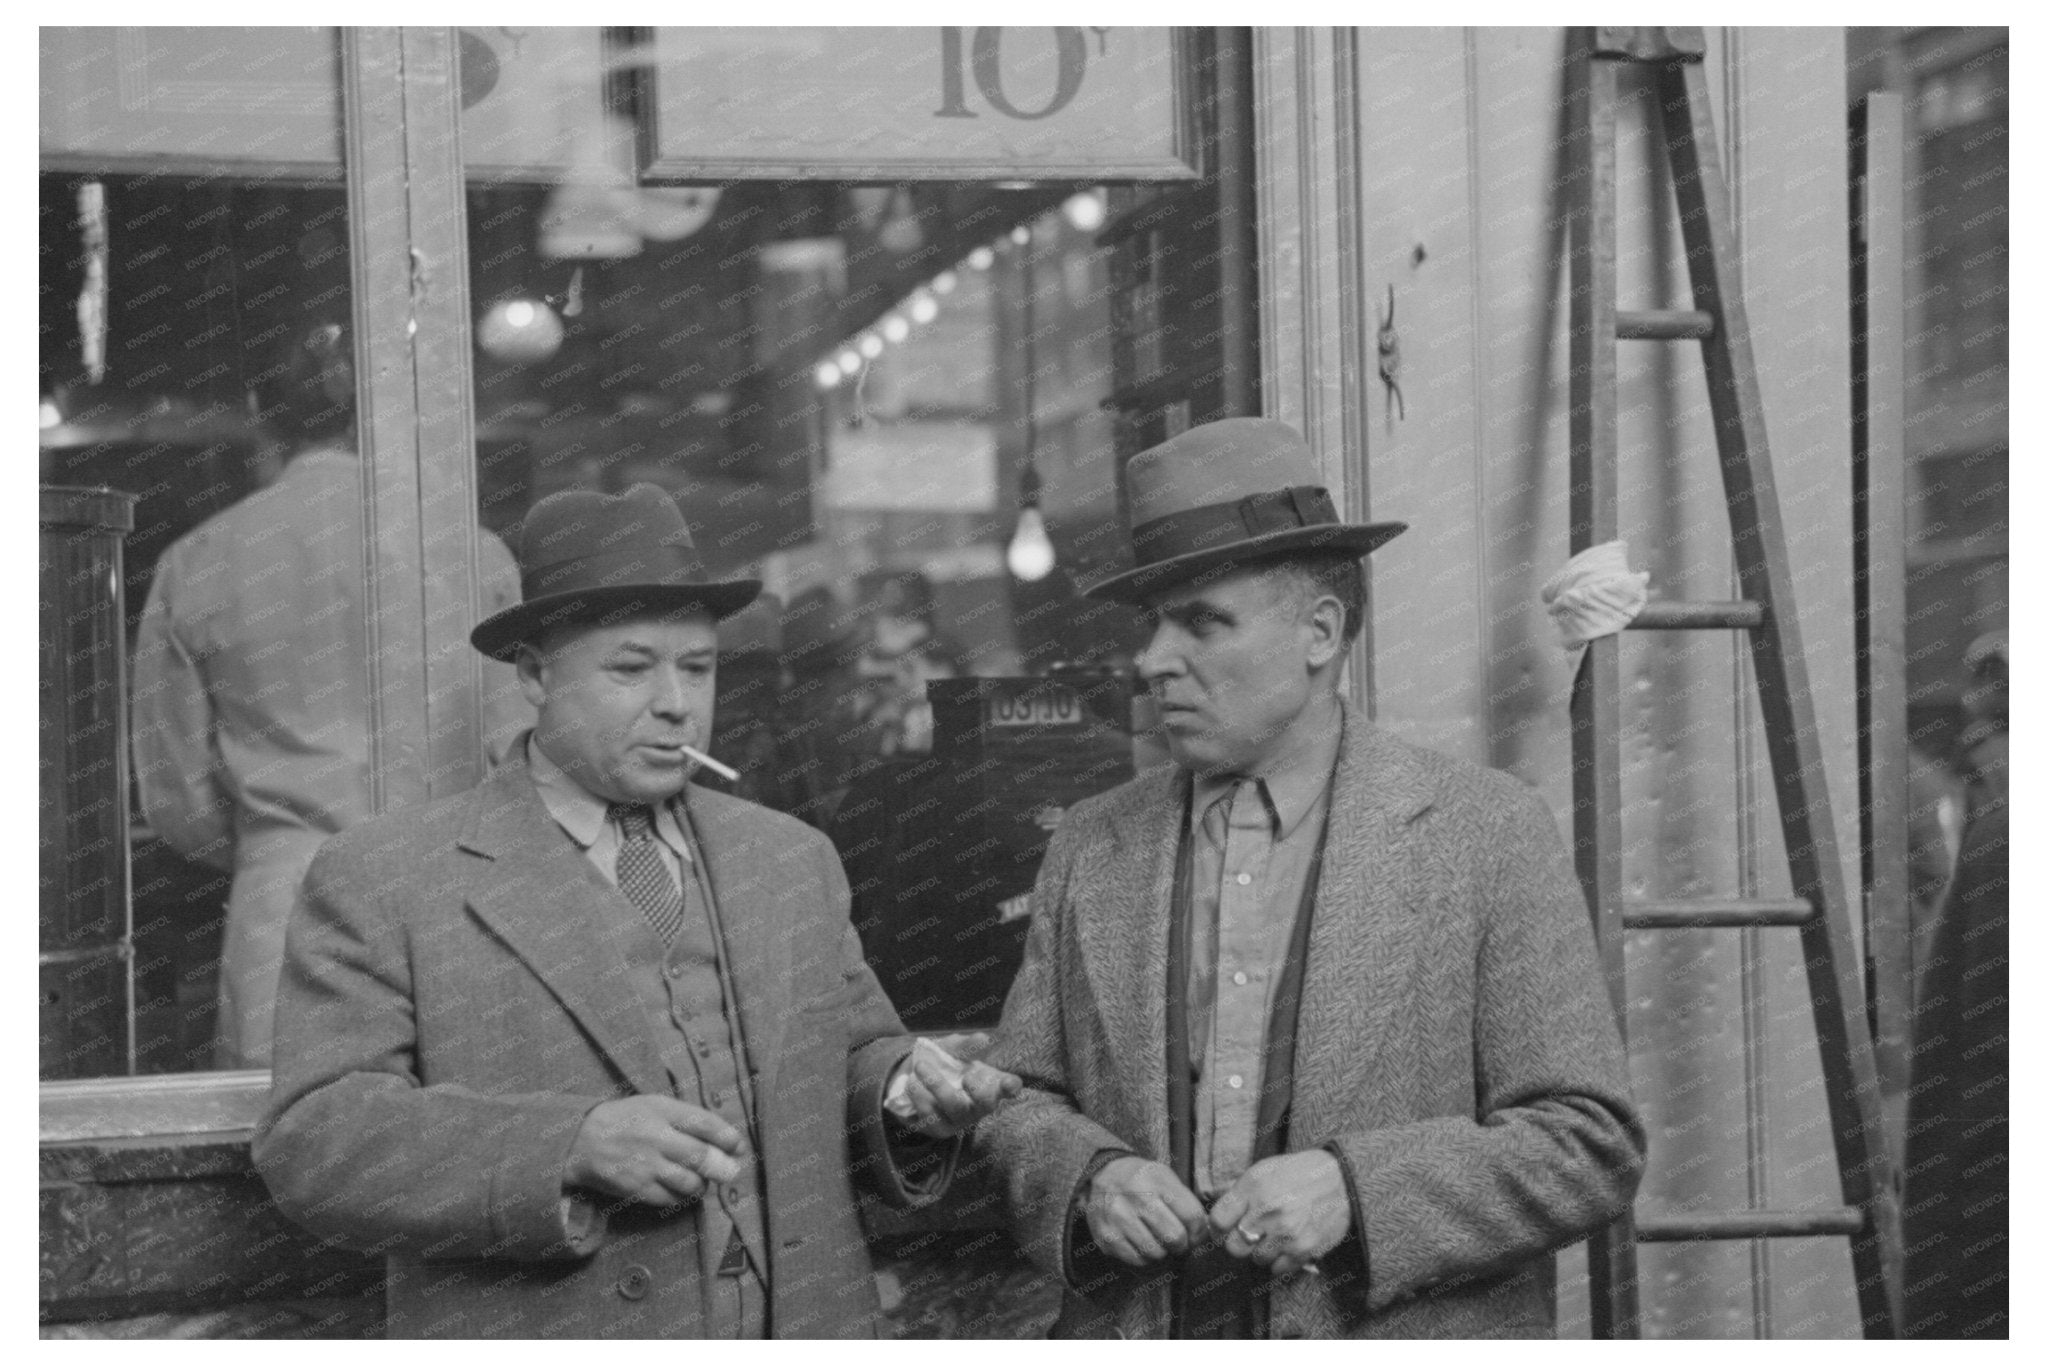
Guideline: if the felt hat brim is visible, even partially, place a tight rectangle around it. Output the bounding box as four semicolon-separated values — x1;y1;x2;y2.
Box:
470;579;762;662
1080;521;1407;604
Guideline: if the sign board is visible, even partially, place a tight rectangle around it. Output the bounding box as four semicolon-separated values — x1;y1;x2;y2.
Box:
648;26;1197;181
820;421;997;513
39;26;605;182
40;27;342;177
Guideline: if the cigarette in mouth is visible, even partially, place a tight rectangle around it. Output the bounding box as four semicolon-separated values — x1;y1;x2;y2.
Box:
680;743;740;782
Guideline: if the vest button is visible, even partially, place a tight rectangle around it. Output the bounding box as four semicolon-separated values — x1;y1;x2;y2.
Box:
664;963;684;979
616;1265;652;1300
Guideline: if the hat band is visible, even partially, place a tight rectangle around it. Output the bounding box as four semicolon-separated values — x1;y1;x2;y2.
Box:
1128;485;1339;567
522;542;708;600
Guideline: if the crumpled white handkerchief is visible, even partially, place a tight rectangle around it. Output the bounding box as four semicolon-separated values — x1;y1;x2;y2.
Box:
1541;540;1651;652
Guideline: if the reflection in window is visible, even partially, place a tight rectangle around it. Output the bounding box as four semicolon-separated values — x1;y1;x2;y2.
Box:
39;27;529;1077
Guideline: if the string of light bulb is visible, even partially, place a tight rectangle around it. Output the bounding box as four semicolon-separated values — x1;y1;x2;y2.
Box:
812;189;1102;394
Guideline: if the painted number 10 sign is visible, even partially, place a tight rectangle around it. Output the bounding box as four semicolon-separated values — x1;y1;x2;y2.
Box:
649;26;1197;180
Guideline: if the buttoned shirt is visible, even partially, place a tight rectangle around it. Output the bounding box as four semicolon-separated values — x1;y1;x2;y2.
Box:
526;737;769;1338
1185;715;1340;1198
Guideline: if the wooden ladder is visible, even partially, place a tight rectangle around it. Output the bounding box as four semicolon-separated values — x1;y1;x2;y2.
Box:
1564;26;1904;1339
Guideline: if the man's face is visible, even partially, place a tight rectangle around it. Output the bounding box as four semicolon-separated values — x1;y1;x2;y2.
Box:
517;609;718;805
1135;567;1327;777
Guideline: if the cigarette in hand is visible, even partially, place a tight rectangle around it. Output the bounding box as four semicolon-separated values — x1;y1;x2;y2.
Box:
680;744;740;782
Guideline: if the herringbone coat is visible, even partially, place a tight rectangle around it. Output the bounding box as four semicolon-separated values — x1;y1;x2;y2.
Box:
253;753;940;1338
975;708;1645;1338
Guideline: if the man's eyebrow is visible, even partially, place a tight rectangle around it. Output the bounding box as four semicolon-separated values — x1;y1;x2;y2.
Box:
604;642;659;661
1162;598;1231;622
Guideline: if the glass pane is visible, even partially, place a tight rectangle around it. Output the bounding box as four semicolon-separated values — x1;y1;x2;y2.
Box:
459;29;1156;1031
40;27;368;1076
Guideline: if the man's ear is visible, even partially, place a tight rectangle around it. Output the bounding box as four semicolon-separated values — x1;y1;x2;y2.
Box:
1304;593;1346;672
514;643;548;710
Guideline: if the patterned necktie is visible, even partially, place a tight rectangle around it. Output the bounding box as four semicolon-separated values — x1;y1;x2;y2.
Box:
612;804;684;944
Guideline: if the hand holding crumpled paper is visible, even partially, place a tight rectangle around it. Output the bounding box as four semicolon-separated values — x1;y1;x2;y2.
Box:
884;1032;1021;1138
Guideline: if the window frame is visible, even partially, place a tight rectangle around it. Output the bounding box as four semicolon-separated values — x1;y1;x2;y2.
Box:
39;25;492;1134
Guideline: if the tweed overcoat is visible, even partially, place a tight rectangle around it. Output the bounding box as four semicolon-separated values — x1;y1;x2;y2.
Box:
974;710;1646;1338
253;752;944;1338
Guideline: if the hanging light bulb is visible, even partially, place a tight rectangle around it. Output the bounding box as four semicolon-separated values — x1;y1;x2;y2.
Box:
967;246;995;271
1062;190;1107;232
932;271;959;296
1006;237;1054;583
857;332;884;360
836;348;862;374
881;314;910;343
1007;504;1055;582
814;360;842;389
908;292;939;324
478;296;565;362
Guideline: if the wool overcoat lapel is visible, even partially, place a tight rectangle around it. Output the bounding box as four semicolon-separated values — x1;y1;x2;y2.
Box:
1068;707;1438;1152
680;788;794;1097
456;762;671;1099
1289;716;1437;1141
1075;764;1187;1160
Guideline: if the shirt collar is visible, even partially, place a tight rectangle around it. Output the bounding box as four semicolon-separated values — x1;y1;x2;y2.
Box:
1188;700;1343;842
524;733;692;859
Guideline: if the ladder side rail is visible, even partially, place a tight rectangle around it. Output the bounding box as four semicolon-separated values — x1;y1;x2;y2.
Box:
1565;28;1640;1341
1656;56;1903;1338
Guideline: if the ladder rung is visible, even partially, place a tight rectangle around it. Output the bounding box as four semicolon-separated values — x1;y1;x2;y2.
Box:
1615;309;1715;340
1636;1208;1864;1242
1623;898;1814;929
1628;600;1763;630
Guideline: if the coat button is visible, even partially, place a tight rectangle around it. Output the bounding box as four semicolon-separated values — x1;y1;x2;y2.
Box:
616;1265;652;1300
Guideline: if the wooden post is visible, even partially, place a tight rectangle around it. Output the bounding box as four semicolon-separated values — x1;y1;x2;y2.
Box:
341;27;486;814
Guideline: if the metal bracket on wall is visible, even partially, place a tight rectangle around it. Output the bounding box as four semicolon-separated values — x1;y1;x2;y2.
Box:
1375;283;1404;421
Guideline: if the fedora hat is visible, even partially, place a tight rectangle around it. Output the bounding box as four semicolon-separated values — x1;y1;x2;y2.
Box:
1081;418;1406;603
470;483;761;661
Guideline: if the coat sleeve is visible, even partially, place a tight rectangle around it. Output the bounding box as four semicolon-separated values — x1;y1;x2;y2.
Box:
1321;782;1646;1313
821;838;962;1208
251;839;605;1263
129;551;235;870
972;817;1140;1289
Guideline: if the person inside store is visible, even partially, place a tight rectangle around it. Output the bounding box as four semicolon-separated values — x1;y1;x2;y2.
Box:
776;584;874;828
972;418;1646;1339
253;482;1020;1339
129;319;530;1069
1903;628;2007;1338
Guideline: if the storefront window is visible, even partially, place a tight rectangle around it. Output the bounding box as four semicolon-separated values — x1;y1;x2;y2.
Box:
460;29;1161;1026
39;25;1230;1082
39;28;379;1078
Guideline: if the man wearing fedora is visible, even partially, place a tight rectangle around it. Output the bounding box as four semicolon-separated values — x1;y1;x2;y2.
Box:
255;483;1018;1339
974;418;1645;1338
